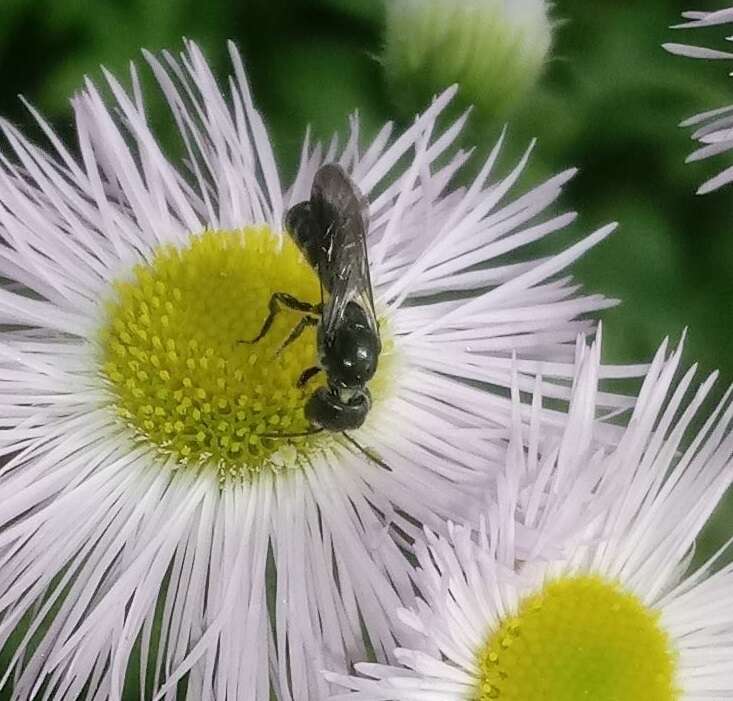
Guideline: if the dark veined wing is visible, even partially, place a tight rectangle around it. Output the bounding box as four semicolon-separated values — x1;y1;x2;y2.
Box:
309;164;378;340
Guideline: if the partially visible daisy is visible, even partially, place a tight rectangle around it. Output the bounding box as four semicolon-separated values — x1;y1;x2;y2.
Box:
665;8;733;193
327;335;733;700
383;0;553;117
0;41;636;699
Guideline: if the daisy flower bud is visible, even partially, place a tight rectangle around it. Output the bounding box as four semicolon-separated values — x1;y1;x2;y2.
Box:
0;41;635;699
383;0;553;118
665;8;733;193
328;333;733;701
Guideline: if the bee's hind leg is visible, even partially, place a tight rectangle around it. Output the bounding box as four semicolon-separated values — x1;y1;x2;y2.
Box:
240;292;321;344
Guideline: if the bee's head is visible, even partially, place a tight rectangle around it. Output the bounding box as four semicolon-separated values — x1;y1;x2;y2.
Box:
305;386;371;432
320;303;380;388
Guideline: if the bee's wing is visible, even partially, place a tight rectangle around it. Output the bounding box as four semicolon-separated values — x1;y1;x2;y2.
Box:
310;164;379;339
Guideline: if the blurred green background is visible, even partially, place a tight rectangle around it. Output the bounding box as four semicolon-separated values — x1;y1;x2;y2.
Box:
0;0;731;678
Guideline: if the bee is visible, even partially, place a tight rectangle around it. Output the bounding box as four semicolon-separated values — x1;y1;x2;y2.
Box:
245;163;383;440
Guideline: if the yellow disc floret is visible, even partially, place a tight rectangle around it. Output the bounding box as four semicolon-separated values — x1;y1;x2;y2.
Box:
99;226;337;482
475;575;679;701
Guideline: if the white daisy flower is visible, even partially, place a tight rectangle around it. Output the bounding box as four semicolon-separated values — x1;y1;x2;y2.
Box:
0;40;634;700
664;8;733;193
327;335;733;700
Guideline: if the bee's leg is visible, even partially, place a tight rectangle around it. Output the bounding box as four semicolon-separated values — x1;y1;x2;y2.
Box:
278;315;319;354
296;365;322;388
241;292;321;344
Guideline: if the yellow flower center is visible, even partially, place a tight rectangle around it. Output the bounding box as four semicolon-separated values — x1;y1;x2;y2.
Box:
98;226;392;483
475;575;679;701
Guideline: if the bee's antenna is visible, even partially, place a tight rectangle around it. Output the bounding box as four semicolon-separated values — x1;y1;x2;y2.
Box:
261;427;325;438
341;432;393;471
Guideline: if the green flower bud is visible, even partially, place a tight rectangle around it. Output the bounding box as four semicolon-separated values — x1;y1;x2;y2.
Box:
383;0;553;117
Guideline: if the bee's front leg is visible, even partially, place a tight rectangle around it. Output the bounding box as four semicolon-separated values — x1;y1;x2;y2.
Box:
296;365;322;388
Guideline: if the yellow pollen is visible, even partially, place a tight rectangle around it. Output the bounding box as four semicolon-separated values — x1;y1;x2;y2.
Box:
98;226;392;483
474;575;679;701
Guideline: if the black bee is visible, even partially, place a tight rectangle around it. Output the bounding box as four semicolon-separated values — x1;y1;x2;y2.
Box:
245;163;382;436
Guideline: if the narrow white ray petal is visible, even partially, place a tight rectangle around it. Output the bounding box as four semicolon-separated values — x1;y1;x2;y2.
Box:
664;42;733;59
698;163;733;193
681;103;733;127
